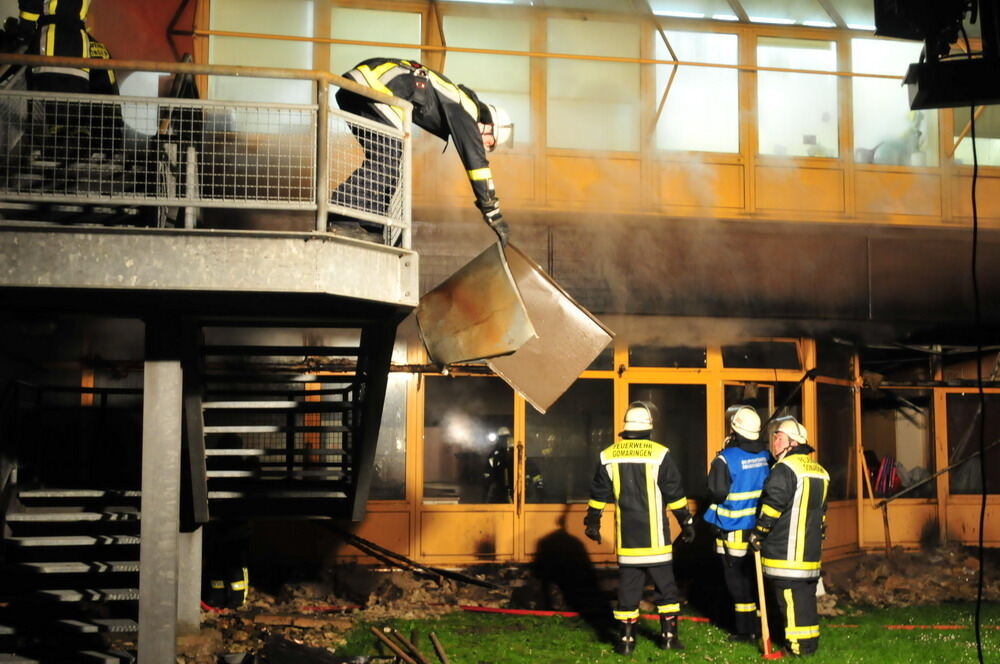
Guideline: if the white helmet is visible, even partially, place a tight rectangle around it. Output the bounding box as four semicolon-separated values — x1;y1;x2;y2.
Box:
496;426;511;438
623;401;654;432
484;104;514;151
728;405;761;440
774;417;808;445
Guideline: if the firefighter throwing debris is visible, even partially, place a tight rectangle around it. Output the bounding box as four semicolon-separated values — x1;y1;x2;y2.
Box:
584;401;696;655
704;404;770;642
749;416;830;656
334;58;514;245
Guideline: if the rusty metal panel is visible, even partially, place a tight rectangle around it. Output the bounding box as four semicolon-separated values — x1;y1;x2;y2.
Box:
488;246;614;414
416;243;536;366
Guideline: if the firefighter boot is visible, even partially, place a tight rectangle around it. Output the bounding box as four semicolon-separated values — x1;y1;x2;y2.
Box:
660;615;685;650
614;620;637;655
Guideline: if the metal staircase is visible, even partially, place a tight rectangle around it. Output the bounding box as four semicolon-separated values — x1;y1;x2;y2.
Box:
0;488;141;663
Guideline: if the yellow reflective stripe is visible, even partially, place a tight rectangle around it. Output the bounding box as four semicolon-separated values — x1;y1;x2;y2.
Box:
618;544;672;556
646;463;658;549
727;490;762;500
612;464;622;550
724;540;749;550
230;581;247;590
588;499;606;510
80;0;90;19
20;10;40;20
786;626;820;638
735;602;757;613
427;70;479;117
714;505;757;518
784;587;797;651
796;477;811;562
761;504;782;519
355;63;405;120
614;609;640;620
44;24;54;56
210;580;225;589
468;167;492;181
762;558;820;570
667;497;687;511
657;603;680;614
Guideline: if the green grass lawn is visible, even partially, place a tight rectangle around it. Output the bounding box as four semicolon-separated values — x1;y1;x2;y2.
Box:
336;603;1000;663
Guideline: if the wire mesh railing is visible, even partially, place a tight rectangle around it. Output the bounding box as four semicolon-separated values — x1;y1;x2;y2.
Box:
0;55;412;246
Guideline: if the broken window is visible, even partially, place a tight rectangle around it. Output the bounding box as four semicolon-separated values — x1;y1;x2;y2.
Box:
722;341;800;369
817;382;856;500
947;393;1000;495
369;374;409;500
654;29;739;153
524;378;614;504
953;105;1000;168
816;339;856;380
628;384;708;499
629;345;707;368
861;388;935;498
756;37;839;158
852;38;939;167
422;376;514;504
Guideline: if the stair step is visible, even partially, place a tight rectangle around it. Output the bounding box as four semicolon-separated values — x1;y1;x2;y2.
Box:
0;655;39;663
34;588;139;602
16;561;140;574
80;650;135;663
208;490;347;499
6;512;139;522
57;618;138;634
204;425;350;434
206;448;346;457
202;401;354;412
206;470;258;478
0;625;13;635
202;345;360;357
8;535;140;547
19;490;140;500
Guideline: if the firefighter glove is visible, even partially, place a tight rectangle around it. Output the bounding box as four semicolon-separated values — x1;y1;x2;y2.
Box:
477;199;509;246
821;521;827;540
583;512;602;544
673;508;696;544
748;528;766;551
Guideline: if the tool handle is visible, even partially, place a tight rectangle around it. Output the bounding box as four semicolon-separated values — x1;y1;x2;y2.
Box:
754;549;774;656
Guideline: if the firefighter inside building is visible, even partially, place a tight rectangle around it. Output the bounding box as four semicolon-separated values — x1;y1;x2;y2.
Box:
584;401;697;655
482;426;544;503
749;416;830;657
704;404;771;643
333;58;514;245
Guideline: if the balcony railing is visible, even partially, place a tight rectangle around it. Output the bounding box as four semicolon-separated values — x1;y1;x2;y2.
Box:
0;54;413;247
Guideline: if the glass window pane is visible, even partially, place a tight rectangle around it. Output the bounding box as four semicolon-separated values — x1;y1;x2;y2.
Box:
852;39;938;167
444;15;531;146
370;374;408;500
861;388;935;498
817;383;856;500
757;37;838;158
629;345;707;368
329;9;421;79
423;377;513;504
836;0;877;31
741;0;833;26
947;394;1000;494
954;106;1000;167
727;382;804;432
650;0;739;22
525;379;614;504
628;384;708;498
655;31;738;152
816;339;855;379
209;0;313;104
547;18;640;151
722;341;800;369
587;346;615;371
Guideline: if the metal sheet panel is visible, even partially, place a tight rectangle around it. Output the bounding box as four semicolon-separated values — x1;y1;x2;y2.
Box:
416;243;536;365
488;246;614;414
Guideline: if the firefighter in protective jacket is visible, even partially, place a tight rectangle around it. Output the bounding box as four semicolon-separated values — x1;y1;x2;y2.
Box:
584;401;696;655
704;405;770;642
749;416;830;656
334;58;514;245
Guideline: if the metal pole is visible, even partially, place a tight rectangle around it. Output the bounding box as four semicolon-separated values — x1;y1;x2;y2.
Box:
176;528;203;635
402;108;413;249
316;79;331;233
184;145;198;229
138;321;183;664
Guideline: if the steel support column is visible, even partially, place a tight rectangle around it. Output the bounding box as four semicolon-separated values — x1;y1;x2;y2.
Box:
177;528;203;635
138;320;183;663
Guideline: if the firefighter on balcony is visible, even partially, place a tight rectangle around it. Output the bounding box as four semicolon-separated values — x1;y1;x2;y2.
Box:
334;58;514;245
704;405;770;642
584;401;696;655
748;417;830;657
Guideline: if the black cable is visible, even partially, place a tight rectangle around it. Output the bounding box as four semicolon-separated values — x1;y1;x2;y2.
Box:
960;24;986;664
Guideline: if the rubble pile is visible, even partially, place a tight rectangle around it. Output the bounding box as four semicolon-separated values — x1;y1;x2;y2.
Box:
843;545;1000;608
176;568;510;663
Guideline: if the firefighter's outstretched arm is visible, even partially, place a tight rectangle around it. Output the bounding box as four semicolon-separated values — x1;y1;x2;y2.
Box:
585;462;613;544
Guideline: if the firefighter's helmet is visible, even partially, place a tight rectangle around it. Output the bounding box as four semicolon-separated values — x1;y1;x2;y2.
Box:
623;401;654;432
483;104;514;151
774;417;808;445
727;405;761;440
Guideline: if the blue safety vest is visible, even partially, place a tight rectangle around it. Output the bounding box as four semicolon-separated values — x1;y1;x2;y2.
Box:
704;446;771;531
